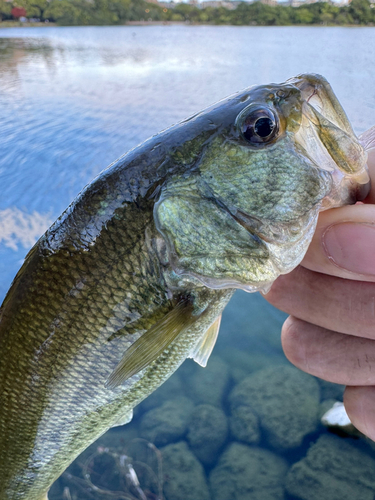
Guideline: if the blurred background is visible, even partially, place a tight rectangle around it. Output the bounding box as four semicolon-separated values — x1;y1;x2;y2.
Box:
1;23;375;500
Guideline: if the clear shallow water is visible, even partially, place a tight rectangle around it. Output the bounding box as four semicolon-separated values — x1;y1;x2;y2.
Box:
1;25;375;500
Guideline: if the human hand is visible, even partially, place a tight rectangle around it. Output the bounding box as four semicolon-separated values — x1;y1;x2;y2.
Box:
264;127;375;441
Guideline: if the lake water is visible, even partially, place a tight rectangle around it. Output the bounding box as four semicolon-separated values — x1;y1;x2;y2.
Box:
1;25;375;500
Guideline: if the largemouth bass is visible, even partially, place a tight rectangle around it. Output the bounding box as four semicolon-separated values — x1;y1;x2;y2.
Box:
0;74;370;500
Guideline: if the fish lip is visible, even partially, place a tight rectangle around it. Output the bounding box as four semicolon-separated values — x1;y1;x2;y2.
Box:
288;74;371;206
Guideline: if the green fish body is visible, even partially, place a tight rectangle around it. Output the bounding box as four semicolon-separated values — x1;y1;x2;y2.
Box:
0;74;370;500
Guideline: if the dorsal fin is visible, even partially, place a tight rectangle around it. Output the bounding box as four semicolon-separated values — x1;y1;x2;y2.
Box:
106;299;195;389
189;314;221;367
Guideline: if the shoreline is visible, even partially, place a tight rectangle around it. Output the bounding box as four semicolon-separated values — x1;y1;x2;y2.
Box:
0;21;56;27
0;20;373;28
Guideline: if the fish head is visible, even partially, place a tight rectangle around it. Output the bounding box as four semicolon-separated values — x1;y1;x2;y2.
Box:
154;74;370;293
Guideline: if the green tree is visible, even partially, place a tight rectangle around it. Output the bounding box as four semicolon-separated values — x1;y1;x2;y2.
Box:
335;9;353;24
348;0;374;24
44;0;92;24
0;0;12;20
12;0;50;19
173;2;199;21
274;5;292;25
293;7;315;23
24;0;375;27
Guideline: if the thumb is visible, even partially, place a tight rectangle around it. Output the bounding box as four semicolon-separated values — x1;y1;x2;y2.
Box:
302;203;375;282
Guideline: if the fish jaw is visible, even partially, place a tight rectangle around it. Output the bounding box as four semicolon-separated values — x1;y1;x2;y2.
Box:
290;73;370;208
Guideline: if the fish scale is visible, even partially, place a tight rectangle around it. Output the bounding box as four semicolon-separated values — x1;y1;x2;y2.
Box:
0;159;231;496
0;74;370;499
0;204;166;494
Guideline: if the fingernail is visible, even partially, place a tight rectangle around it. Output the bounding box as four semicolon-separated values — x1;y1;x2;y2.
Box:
323;223;375;276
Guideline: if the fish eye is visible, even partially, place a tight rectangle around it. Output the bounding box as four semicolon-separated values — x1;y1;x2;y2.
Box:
238;107;278;146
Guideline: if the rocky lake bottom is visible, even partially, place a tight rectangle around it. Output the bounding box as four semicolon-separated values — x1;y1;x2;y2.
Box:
49;293;375;500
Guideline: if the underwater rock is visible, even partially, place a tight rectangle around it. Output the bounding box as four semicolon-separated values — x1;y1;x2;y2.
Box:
139;396;194;446
187;404;228;466
229;365;320;449
139;372;184;412
218;347;287;383
229;405;260;445
161;441;211;500
209;442;288;500
286;434;375;500
182;356;230;407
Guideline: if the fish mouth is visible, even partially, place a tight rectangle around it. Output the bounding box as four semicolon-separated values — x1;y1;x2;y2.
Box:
289;74;370;206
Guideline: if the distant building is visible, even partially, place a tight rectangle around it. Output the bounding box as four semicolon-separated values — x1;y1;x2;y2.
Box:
285;0;302;6
146;0;176;7
199;1;239;8
285;0;331;5
147;0;343;9
260;0;277;5
157;1;176;8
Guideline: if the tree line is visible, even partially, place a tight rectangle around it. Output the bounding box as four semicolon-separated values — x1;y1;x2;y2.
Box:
0;0;374;26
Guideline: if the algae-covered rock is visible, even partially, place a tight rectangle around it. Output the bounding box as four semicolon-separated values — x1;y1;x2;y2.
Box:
286;434;375;500
219;347;287;383
139;396;194;446
229;365;320;449
182;356;230;407
230;405;260;445
187;404;228;466
209;442;288;500
161;441;211;500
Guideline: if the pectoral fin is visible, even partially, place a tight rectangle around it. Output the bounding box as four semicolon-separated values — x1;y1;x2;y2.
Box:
112;409;133;427
189;314;221;367
106;299;195;389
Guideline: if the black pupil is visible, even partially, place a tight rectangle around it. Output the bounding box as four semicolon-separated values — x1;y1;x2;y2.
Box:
254;117;274;138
